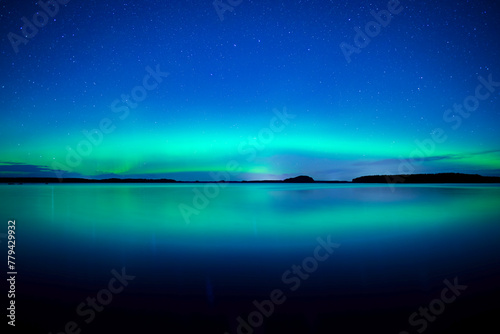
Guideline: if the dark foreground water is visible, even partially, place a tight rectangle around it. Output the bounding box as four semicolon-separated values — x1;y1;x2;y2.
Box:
1;183;500;333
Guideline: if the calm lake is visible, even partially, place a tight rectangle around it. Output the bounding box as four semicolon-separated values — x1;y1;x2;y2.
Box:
2;183;500;333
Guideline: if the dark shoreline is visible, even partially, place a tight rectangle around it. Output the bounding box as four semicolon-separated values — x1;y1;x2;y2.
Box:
1;173;500;184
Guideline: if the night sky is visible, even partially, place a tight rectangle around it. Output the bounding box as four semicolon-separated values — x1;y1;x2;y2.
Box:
1;0;499;181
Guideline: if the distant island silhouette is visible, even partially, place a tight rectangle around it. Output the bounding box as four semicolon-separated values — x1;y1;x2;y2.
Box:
1;173;499;184
352;173;500;183
283;175;315;183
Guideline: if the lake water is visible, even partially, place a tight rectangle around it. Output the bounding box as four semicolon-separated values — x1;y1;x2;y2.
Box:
2;183;500;333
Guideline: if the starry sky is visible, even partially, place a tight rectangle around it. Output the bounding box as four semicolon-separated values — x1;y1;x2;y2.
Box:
1;0;499;181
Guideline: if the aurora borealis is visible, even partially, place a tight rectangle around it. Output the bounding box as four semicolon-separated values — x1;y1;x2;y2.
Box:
1;0;500;181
